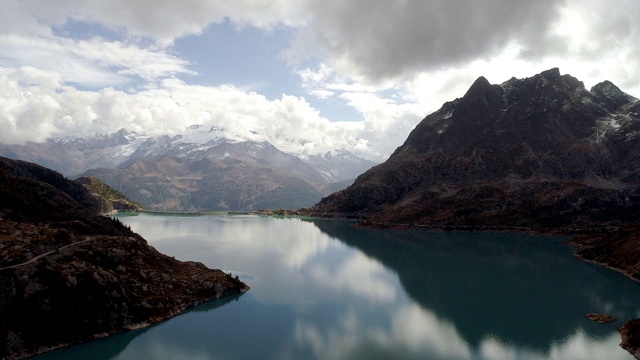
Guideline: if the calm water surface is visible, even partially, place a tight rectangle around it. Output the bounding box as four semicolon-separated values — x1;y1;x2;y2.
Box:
34;214;640;360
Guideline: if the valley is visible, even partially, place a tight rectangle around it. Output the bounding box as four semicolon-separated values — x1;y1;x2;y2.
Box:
4;68;640;358
0;126;377;212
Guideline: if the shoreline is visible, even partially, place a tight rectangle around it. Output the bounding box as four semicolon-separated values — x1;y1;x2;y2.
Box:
14;287;249;360
113;209;274;216
107;209;640;358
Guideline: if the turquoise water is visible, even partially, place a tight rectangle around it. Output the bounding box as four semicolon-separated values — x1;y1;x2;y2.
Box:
34;214;639;359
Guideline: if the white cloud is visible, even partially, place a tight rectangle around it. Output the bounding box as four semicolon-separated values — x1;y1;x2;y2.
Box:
0;67;63;143
0;33;194;87
308;251;399;303
0;66;406;158
17;0;306;44
1;0;640;161
340;92;426;157
286;0;640;140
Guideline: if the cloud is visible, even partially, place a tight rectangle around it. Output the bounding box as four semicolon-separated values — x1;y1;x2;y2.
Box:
16;0;305;44
0;34;193;87
2;0;640;161
340;91;426;156
288;0;640;100
293;0;565;82
0;67;64;143
0;68;390;158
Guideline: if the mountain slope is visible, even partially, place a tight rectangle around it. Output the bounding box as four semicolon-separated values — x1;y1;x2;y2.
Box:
76;176;143;213
0;129;150;176
0;126;375;183
312;68;640;228
83;141;329;211
0;126;377;211
0;157;248;359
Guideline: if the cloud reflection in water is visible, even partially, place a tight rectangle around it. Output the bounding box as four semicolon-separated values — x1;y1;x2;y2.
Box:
111;215;636;360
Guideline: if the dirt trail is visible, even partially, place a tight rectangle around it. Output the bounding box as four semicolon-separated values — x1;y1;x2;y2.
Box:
0;237;94;271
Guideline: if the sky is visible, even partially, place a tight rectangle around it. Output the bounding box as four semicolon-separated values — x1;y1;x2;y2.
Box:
1;0;639;160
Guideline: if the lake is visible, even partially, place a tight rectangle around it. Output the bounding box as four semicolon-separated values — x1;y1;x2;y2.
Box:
33;214;640;360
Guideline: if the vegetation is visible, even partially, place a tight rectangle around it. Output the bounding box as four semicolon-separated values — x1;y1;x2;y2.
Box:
76;176;143;212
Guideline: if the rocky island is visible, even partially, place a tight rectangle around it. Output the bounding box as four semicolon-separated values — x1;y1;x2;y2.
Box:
0;157;249;359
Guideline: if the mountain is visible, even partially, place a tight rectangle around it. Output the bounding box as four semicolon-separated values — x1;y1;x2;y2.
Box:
0;125;375;182
0;129;150;177
83;148;326;212
312;68;640;229
308;68;640;358
0;156;248;359
0;125;377;211
299;149;379;183
76;176;143;213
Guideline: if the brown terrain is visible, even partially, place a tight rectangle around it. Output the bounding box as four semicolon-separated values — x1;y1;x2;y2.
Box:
571;228;640;355
308;68;640;358
0;156;248;359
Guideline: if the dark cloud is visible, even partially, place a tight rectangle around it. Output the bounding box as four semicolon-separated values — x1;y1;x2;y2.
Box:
301;0;567;81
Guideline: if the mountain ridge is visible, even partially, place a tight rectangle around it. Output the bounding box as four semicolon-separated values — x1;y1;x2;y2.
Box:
311;68;640;228
306;68;640;357
0;126;378;211
0;125;377;181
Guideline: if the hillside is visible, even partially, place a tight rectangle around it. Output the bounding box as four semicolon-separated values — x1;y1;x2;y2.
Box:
83;144;326;211
0;157;248;359
312;68;640;229
309;68;640;357
76;176;143;213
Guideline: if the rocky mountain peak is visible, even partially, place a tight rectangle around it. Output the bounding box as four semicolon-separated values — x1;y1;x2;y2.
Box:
538;67;561;81
311;69;640;228
464;76;493;96
591;80;639;111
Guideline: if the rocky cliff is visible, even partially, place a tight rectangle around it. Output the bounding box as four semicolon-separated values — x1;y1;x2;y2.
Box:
312;68;640;229
0;156;248;359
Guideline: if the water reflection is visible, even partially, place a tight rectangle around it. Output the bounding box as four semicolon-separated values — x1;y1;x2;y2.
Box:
33;215;638;359
309;219;640;352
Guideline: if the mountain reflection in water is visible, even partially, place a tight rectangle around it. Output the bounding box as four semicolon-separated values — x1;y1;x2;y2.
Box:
33;215;638;360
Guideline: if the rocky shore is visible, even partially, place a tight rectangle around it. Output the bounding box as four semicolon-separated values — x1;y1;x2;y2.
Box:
571;228;640;358
0;219;248;359
0;157;249;359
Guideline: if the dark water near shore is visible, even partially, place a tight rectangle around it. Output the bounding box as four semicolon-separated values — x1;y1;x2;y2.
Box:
34;214;640;359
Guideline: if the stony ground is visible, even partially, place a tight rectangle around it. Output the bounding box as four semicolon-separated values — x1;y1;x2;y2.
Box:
0;218;248;359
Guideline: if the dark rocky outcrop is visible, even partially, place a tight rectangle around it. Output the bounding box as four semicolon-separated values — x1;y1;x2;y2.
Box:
619;319;640;359
308;68;640;357
572;227;640;358
0;156;248;359
311;68;640;230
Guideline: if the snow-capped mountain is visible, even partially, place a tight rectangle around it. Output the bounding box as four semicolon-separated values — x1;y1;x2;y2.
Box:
0;125;378;211
299;149;379;183
0;124;376;180
0;129;151;176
